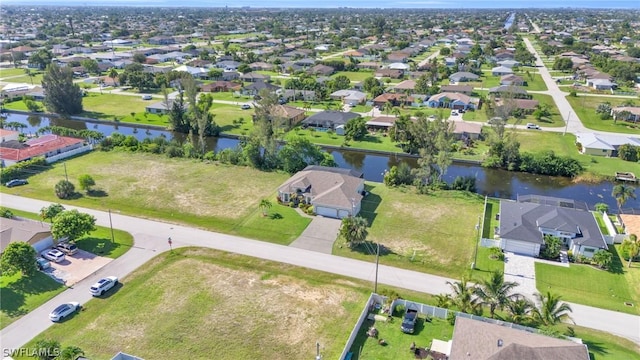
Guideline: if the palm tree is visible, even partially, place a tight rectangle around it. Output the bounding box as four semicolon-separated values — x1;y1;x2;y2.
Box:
623;234;640;268
339;216;369;248
258;199;272;217
474;271;520;318
24;68;34;85
506;297;536;325
383;101;394;115
108;68;119;87
446;277;481;315
57;345;84;360
434;293;454;308
612;184;636;213
533;291;573;326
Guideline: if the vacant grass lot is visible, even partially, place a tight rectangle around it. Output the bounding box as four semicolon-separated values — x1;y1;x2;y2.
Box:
0;68;34;78
0;272;65;329
81;93;153;120
334;184;485;279
285;128;401;153
0;151;309;244
332;71;375;82
462;94;563;127
2;73;44;85
19;248;369;360
535;246;639;315
567;95;640;135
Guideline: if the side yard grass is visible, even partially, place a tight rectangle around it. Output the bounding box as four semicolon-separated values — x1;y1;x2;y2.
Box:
567;95;640;135
0;271;65;329
535;245;639;315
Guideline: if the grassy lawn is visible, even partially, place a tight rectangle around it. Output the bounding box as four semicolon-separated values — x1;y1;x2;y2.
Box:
351;104;373;113
0;68;33;78
334;184;485;279
350;316;453;360
567;95;640;135
211;102;255;136
18;248;370;360
2;74;44;85
210;91;252;102
0;271;65;329
0;151;310;245
81;93;157;120
6;208;134;259
535;246;639;315
286;127;402;153
332;71;374;82
2;99;43;112
461;93;563;127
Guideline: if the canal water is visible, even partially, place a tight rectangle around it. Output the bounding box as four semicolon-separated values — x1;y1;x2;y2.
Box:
6;113;640;211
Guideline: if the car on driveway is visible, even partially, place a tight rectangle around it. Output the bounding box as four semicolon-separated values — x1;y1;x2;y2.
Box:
526;123;541;130
90;276;119;296
49;302;81;322
5;179;28;188
241;104;251;110
451;110;459;116
36;257;51;270
41;249;65;263
56;241;78;256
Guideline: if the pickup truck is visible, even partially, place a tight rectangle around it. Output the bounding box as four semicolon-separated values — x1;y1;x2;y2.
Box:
401;308;418;334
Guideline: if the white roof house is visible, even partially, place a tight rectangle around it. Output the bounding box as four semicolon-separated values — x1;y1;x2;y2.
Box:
576;132;640;156
388;62;410;71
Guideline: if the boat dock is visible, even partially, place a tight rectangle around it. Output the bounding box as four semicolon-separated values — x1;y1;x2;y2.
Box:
615;172;637;182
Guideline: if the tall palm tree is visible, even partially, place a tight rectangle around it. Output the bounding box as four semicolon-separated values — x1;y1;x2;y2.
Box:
339;216;369;248
506;297;536;325
474;271;520;318
258;199;272;217
623;234;640;268
24;68;34;85
612;184;636;213
383;101;394;115
534;291;573;326
108;68;119;87
446;277;481;315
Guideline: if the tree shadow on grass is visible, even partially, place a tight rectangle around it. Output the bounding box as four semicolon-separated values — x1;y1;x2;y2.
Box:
75;237;127;257
87;189;108;197
0;287;27;317
608;245;625;275
359;185;382;226
269;212;283;220
582;339;608;359
11;272;64;295
349;241;396;257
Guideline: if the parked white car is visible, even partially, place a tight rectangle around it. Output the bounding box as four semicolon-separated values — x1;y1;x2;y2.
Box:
41;249;65;263
49;302;81;322
90;276;119;296
526;123;541;130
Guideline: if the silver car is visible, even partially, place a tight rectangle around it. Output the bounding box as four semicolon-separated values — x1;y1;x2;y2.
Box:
41;249;65;263
49;302;81;322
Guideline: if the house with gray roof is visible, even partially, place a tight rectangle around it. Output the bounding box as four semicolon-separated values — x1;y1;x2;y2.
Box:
498;197;607;257
447;317;589;360
449;71;480;84
277;165;364;219
575;132;640;157
301;111;360;129
0;218;55;254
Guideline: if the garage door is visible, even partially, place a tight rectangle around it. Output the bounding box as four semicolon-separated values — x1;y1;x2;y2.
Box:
337;209;351;219
503;240;538;256
315;206;338;218
32;237;54;253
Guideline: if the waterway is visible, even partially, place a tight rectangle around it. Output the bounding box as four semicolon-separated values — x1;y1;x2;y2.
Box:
504;13;516;30
5;112;640;211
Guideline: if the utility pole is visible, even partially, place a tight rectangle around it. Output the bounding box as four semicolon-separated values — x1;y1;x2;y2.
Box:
108;209;115;243
63;162;69;182
315;341;322;360
472;215;480;270
563;111;571;136
374;242;380;294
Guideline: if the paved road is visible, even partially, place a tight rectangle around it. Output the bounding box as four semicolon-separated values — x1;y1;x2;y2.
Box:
1;194;639;350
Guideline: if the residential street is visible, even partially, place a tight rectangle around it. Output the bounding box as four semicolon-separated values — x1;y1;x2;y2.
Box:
1;193;639;351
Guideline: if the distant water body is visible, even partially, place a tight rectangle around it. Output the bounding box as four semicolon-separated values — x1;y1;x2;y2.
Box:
3;0;639;8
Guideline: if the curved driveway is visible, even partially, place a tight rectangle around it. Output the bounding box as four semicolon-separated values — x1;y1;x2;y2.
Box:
1;194;639;350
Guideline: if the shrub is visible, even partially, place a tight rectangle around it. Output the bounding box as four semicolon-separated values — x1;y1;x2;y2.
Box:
0;157;47;183
594;203;609;213
540;235;561;260
488;246;505;261
54;180;75;199
451;175;477;192
394;304;405;317
0;207;14;218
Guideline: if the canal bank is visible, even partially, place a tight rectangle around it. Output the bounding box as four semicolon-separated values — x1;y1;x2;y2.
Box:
4;111;640;211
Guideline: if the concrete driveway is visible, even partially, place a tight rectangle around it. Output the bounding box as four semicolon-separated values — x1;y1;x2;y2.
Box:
45;249;113;286
289;216;341;254
503;252;538;300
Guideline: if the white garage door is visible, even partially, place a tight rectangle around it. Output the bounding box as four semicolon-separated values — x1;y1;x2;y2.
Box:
32;237;54;253
315;206;338;218
337;209;351;219
503;239;538;256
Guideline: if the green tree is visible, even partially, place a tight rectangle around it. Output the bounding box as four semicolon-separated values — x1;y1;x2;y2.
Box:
330;75;351;92
540;235;561;260
594;203;609;213
28;49;53;70
24;68;35;85
0;242;38;276
617;144;638;162
57;346;84;360
0;207;14;218
344;117;367;141
474;271;520;318
34;339;61;360
592;249;613;269
40;203;66;221
622;234;640;268
259;199;272;217
339;216;369;248
54;180;75;199
42;63;84;116
108;68;119;86
80;59;99;74
506;297;536;325
552;57;573;71
533;292;573;326
445;277;482;315
237;63;251;74
51;209;96;241
133;53;147;63
78;174;95;193
612;184;636;213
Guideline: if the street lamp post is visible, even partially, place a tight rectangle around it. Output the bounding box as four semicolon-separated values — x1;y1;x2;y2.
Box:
471;215;480;270
108;209;115;243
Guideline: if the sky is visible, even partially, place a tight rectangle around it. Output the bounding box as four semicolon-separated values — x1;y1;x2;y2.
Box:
1;0;639;8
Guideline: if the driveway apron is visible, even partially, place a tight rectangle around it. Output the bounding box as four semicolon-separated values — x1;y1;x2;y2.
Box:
289;216;341;254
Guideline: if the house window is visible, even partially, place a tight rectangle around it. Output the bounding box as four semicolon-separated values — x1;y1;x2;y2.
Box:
283;193;289;202
583;247;595;253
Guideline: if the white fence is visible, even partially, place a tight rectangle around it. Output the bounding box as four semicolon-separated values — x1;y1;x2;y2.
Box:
481;238;501;248
339;293;385;360
45;144;93;164
601;211;618;236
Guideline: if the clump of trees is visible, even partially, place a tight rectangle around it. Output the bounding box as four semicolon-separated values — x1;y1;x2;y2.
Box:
0;242;37;276
54;180;75;199
42;63;84;116
51;209;96;241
